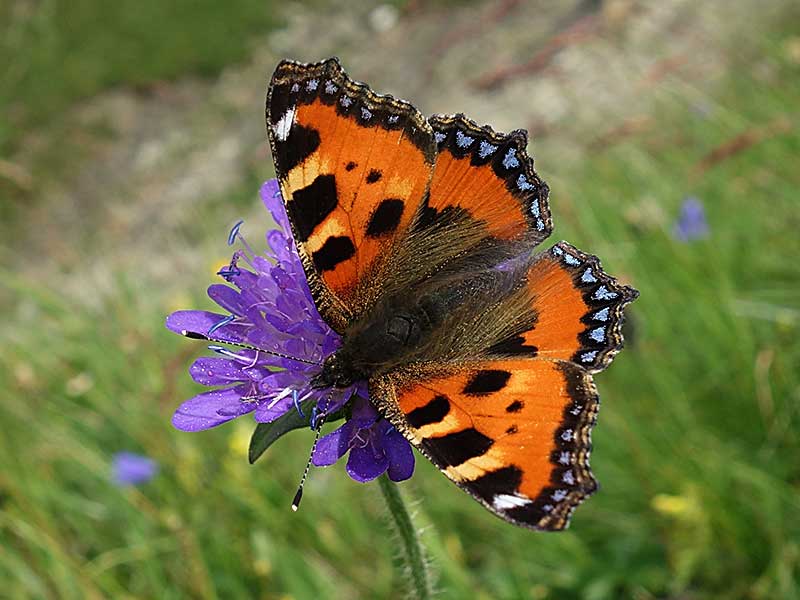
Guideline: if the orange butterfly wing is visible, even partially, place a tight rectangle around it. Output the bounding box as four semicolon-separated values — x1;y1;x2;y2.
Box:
372;359;598;530
422;114;551;241
371;242;637;529
267;58;436;331
494;241;639;372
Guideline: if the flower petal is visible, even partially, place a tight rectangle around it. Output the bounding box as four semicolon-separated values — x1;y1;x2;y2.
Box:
283;336;324;366
253;374;322;423
227;266;260;292
260;369;309;392
384;426;415;482
260;179;289;229
189;357;250;386
320;387;357;418
165;310;248;344
171;385;254;431
267;229;294;263
346;442;389;483
207;284;247;315
350;394;379;425
312;420;357;467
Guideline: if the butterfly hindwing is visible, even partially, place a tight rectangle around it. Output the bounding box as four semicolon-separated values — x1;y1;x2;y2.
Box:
371;358;599;530
267;58;437;331
488;241;639;372
367;239;637;529
422;114;552;241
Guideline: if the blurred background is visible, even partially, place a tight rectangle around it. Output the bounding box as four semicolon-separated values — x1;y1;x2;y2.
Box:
1;0;799;598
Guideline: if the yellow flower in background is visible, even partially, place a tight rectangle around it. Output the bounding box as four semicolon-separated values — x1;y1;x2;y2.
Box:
651;488;702;521
229;421;252;458
784;36;800;64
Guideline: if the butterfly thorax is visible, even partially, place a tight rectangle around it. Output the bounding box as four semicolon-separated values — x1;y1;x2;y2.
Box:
313;268;518;389
314;301;435;389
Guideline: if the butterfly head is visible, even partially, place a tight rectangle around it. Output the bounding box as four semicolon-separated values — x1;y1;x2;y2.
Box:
312;352;357;389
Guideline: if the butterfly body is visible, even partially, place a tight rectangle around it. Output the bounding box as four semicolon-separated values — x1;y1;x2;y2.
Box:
266;57;638;530
320;251;535;389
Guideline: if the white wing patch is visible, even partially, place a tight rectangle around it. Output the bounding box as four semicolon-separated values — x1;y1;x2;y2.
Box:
274;106;297;142
492;493;532;510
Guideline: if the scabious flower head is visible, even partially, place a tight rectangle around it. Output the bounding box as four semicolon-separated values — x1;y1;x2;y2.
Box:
673;196;709;242
112;452;158;486
165;180;414;483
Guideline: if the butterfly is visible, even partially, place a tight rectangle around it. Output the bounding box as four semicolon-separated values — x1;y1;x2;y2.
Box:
265;57;638;531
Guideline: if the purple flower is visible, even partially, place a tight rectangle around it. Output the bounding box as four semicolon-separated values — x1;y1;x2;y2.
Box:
313;395;414;482
673;196;709;242
112;452;158;486
166;179;415;483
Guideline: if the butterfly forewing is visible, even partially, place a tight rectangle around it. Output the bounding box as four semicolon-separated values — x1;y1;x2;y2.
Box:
267;58;437;331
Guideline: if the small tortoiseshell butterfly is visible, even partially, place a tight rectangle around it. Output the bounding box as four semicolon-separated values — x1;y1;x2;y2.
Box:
266;57;638;530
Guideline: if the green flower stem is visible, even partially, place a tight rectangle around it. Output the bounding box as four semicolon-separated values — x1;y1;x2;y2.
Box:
377;475;431;600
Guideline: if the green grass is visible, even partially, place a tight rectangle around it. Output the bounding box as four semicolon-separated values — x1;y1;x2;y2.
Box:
0;0;279;157
2;11;800;600
0;0;281;224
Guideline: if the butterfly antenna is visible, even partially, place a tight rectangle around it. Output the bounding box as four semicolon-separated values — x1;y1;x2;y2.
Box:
180;329;321;366
291;403;329;511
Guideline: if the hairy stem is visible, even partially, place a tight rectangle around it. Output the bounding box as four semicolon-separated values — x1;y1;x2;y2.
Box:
377;475;431;600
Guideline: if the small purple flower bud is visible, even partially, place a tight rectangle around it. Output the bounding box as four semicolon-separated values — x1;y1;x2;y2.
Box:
112;452;158;486
673;196;709;242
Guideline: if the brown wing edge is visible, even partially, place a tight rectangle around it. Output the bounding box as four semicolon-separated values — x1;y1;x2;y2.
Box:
427;113;552;242
547;241;639;373
265;57;437;332
369;360;601;531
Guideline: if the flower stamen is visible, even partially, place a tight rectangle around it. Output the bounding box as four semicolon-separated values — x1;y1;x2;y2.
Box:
351;431;370;449
207;344;256;365
266;386;294;409
227;220;245;246
292;390;305;418
244;351;260;369
310;392;333;430
207;314;236;336
241;382;265;403
217;263;241;281
227;221;258;268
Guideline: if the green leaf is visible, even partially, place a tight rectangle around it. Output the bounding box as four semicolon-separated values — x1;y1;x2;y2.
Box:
248;398;315;464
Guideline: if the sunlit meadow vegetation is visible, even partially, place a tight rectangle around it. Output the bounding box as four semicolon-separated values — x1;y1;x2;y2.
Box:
0;0;278;156
1;3;798;599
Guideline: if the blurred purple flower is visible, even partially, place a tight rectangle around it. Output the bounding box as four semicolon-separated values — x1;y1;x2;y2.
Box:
112;452;158;486
673;196;709;242
166;179;414;483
